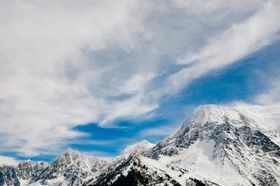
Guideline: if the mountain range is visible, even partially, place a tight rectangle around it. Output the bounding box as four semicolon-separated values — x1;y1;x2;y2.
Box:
1;105;280;186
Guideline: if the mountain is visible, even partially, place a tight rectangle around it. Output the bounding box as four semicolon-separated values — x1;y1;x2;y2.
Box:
30;149;111;186
1;104;280;186
0;160;48;186
143;105;280;185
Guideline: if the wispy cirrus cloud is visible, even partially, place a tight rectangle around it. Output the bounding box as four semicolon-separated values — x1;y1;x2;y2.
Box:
0;0;279;157
166;0;280;94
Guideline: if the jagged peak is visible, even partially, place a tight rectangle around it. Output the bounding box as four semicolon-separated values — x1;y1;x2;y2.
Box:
55;148;84;163
63;148;80;156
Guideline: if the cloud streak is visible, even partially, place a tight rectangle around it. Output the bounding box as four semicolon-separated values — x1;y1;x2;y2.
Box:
167;0;280;93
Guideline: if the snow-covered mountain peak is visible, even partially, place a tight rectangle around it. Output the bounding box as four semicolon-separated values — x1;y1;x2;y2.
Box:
121;140;154;158
192;104;243;123
142;104;280;185
55;148;107;168
62;148;80;157
147;104;280;158
54;148;83;165
184;104;259;128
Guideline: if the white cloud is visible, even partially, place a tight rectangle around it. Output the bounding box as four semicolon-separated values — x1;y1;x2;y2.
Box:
0;155;19;166
256;80;280;105
232;102;280;132
139;125;178;138
0;0;155;156
251;79;280;131
224;75;280;132
0;0;279;156
167;0;280;93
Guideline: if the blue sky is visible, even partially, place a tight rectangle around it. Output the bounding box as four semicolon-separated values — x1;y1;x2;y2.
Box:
0;0;280;163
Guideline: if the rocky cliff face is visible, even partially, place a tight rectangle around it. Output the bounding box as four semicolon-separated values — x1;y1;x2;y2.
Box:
1;105;280;186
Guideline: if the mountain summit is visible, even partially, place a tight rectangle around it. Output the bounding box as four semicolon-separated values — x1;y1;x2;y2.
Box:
183;104;260;128
144;104;280;185
1;104;280;186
